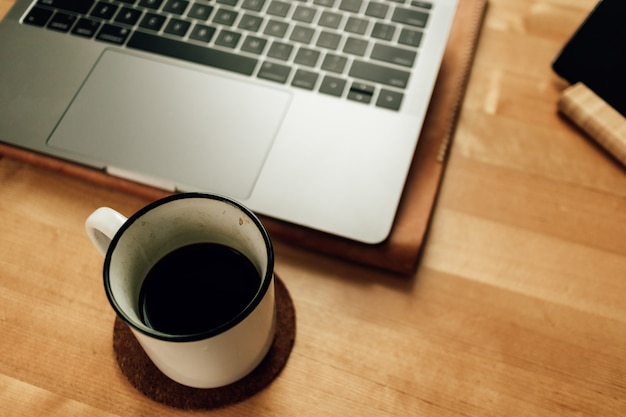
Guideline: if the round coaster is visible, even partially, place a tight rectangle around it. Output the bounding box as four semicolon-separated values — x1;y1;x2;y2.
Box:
112;275;296;410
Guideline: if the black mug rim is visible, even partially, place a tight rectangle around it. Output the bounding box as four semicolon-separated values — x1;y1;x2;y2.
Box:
102;192;274;342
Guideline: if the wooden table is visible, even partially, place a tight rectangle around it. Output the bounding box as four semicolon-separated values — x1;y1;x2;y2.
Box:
2;0;625;415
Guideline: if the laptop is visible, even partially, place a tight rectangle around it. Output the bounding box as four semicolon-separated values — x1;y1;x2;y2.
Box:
0;0;458;244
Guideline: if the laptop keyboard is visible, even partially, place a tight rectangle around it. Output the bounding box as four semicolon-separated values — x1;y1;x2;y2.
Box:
22;0;433;111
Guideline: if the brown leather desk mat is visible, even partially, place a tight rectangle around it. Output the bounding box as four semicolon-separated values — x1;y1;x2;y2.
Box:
0;0;487;275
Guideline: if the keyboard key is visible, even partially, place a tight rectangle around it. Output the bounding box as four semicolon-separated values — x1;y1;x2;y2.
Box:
242;0;265;11
138;0;163;9
189;23;216;42
47;12;77;32
292;69;318;90
318;11;342;29
293;5;316;23
241;35;267;54
267;41;294;61
343;37;368;56
91;2;118;20
339;0;362;13
127;31;258;75
317;31;341;50
188;3;214;20
371;22;395;41
162;0;189;15
238;14;263;31
398;28;423;47
37;0;94;14
319;75;346;97
411;1;432;10
344;16;368;35
313;0;335;7
217;0;237;4
348;82;374;104
267;1;290;17
349;60;409;88
371;43;416;67
290;25;315;44
164;18;191;37
115;7;142;26
294;47;320;67
257;61;291;83
213;8;238;25
139;12;166;31
23;6;53;26
365;2;388;19
96;23;130;44
391;7;429;28
72;17;101;37
321;53;347;73
264;19;289;37
376;88;403;110
215;29;241;48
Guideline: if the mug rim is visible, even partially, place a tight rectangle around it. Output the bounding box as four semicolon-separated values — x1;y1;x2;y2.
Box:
102;192;275;342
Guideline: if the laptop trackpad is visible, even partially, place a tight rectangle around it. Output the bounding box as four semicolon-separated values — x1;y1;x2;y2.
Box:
48;50;291;198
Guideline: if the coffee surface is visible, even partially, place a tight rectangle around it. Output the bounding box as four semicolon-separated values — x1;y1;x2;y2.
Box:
139;242;261;335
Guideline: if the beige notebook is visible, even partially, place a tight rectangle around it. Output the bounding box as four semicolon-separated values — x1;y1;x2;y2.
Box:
559;82;626;168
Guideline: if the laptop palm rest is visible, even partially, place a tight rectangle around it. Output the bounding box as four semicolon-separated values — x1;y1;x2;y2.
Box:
47;50;291;198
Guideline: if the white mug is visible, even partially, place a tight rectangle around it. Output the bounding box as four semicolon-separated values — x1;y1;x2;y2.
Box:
85;193;276;389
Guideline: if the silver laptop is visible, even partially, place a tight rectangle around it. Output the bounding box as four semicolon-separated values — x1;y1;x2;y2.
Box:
0;0;458;244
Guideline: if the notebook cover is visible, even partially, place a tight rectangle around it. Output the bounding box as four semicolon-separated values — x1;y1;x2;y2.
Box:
558;82;626;168
0;0;488;274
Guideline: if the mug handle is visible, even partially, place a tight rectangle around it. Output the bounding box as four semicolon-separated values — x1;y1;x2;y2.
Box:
85;207;128;256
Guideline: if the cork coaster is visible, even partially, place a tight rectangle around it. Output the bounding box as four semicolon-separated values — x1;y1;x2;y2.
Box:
112;275;295;410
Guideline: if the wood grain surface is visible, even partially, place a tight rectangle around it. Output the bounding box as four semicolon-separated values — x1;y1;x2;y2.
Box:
1;0;625;416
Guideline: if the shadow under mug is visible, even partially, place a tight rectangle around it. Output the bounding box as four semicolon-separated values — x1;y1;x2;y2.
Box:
85;193;276;389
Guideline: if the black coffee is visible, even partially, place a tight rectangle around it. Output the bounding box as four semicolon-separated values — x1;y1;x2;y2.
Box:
138;242;261;335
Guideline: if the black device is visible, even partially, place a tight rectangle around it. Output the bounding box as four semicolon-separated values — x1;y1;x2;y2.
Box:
552;0;626;117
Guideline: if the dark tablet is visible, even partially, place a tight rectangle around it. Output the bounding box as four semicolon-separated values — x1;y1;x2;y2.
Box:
552;0;626;117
